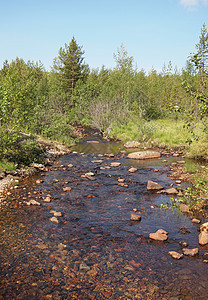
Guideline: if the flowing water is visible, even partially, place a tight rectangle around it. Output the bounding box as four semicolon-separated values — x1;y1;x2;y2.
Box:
0;137;208;299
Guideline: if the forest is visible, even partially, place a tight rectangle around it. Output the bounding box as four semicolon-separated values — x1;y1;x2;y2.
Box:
0;24;208;167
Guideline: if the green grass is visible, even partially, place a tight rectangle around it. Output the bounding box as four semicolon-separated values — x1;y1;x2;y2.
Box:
0;160;16;172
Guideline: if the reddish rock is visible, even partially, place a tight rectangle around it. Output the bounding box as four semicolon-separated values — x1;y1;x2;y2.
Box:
127;151;161;160
130;213;141;221
128;167;138;173
63;187;71;192
147;180;163;191
168;251;183;259
180;203;190;213
182;248;198;256
149;229;168;241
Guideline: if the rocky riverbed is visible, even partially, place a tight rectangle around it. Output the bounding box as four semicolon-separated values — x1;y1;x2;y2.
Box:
0;137;208;299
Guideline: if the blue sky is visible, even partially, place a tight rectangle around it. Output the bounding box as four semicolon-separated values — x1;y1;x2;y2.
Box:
0;0;208;73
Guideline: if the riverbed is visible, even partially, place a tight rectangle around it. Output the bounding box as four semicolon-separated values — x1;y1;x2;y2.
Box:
0;137;207;299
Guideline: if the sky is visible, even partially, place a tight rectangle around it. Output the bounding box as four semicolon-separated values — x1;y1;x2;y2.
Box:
0;0;208;73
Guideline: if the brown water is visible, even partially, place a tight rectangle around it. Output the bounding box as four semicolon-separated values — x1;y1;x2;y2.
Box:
0;137;208;299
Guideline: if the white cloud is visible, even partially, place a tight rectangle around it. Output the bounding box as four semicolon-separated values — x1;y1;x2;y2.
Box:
180;0;208;7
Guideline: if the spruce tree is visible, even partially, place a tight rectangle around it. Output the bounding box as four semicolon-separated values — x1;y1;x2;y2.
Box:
53;37;89;97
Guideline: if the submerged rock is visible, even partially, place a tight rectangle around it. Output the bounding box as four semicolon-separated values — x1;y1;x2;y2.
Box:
127;150;161;160
147;180;163;191
158;188;178;195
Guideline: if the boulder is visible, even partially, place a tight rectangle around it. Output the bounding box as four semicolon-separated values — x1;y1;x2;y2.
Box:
199;222;208;245
50;216;59;224
124;141;141;148
127;151;161;160
147;180;163;191
182;248;198;256
168;251;183;259
199;232;208;245
192;218;201;224
149;229;168;241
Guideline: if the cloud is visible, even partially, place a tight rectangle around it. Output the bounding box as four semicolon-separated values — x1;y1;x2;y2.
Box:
180;0;208;7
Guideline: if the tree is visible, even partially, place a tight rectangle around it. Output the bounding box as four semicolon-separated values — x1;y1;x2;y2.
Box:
53;37;89;99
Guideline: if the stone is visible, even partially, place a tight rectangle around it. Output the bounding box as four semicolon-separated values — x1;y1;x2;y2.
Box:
192;218;201;224
68;164;73;168
53;211;62;217
118;178;125;183
44;195;52;203
168;251;183;259
110;162;121;167
79;262;90;271
180;203;189;213
158;188;178;195
63;187;71;192
130;213;141;221
200;222;208;233
124;141;141;148
149;229;168;241
127;150;161;160
182;248;198;256
86;140;99;144
147;180;163;191
128;167;138;173
179;241;189;247
26;199;41;206
50;216;59;224
91;160;103;164
199;231;208;245
85;172;95;177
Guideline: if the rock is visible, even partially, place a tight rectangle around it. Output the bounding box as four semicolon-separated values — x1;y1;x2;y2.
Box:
128;167;138;173
91;160;103;164
158;188;178;194
130;213;141;221
124;141;141;148
53;211;62;217
198;222;208;246
118;178;125;183
63;187;71;192
68;164;73;168
180;203;190;213
127;150;161;160
85;172;95;177
182;248;198;256
192;218;201;224
168;251;183;259
44;195;52;203
175;180;182;184
110;162;121;167
118;183;128;187
179;227;190;234
79;262;90;271
179;241;189;247
200;222;208;233
177;160;186;164
33;163;45;170
86;140;99;144
199;232;208;245
149;229;168;241
26;199;41;206
50;216;59;223
147;180;163;191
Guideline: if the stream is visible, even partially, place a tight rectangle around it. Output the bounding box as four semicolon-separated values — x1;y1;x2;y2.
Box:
0;136;208;299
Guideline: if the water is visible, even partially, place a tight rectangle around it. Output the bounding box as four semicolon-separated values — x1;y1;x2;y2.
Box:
0;137;207;299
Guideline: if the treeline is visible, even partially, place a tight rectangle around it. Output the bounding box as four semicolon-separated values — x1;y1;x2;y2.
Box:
0;24;208;165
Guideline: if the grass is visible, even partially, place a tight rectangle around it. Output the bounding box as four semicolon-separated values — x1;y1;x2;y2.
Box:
0;160;16;172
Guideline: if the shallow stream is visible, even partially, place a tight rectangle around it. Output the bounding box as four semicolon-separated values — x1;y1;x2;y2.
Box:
0;137;208;299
